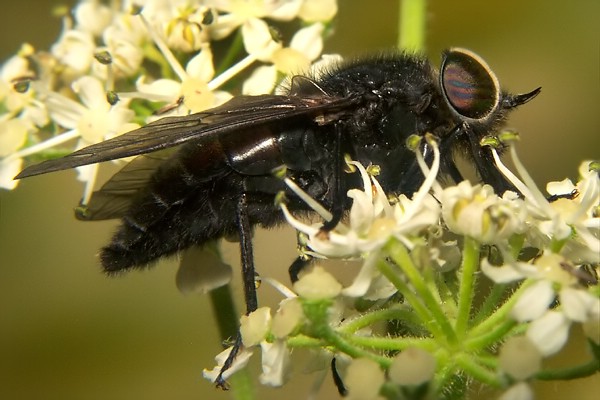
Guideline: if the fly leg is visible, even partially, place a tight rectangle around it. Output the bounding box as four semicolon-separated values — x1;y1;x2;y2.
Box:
287;122;346;281
321;122;346;231
287;123;349;396
215;193;257;389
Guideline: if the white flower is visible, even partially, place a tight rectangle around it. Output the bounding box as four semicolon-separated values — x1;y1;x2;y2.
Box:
282;161;440;259
282;139;441;298
484;251;599;356
130;15;233;115
441;180;526;244
51;27;96;74
35;75;134;202
202;345;254;383
243;22;325;94
210;0;303;40
163;5;212;53
74;0;114;37
93;16;146;78
493;149;600;264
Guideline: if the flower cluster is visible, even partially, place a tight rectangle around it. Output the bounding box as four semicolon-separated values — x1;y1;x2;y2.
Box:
204;135;599;398
0;0;337;196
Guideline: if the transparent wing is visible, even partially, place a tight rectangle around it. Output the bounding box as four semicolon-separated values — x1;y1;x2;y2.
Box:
75;149;176;221
16;93;358;179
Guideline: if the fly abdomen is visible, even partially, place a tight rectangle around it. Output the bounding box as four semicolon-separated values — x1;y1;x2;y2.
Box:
100;141;237;273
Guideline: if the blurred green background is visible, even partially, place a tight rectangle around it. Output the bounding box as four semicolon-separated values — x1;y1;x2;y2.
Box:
1;1;598;399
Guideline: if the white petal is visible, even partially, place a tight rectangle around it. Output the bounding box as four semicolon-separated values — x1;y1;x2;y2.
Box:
298;0;338;22
242;65;277;95
258;340;291;386
481;259;526;283
527;311;571;356
136;77;181;100
176;245;232;295
342;254;378;297
267;0;303;20
203;346;254;382
293;266;342;299
511;280;555;322
345;358;385;400
546;178;576;196
388;347;436;385
242;18;281;60
0;119;28;156
240;307;272;347
290;23;324;61
499;382;534;400
560;287;598;322
0;157;23;190
186;49;215;82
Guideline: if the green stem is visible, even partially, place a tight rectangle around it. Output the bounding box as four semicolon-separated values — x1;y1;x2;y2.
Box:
398;0;427;52
349;335;437;352
471;283;509;326
535;360;600;380
455;237;480;337
339;305;420;334
209;285;255;400
377;259;444;340
455;354;501;387
384;243;458;345
216;29;244;76
302;299;391;366
464;319;517;351
469;279;534;337
209;285;239;342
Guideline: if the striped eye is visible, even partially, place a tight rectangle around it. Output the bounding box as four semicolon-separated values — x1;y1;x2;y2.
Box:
440;48;500;121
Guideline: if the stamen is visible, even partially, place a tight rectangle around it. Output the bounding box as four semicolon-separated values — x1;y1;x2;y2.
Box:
279;202;320;235
508;146;554;214
138;13;187;81
284;177;332;221
80;163;98;206
348;161;372;202
260;277;297;298
8;129;79;161
208;53;258;90
414;143;443;196
409;137;441;219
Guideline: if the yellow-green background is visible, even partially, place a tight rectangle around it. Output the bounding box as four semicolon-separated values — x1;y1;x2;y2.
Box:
1;1;598;399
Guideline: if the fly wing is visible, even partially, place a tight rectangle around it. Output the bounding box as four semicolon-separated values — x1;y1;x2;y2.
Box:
15;93;358;179
75;149;176;221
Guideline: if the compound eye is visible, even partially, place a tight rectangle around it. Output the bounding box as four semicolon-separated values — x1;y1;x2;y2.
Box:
440;48;500;120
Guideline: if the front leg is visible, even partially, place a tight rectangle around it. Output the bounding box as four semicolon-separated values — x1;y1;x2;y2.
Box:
215;194;257;389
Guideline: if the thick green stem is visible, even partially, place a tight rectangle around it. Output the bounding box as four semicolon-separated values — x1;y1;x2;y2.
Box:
455;354;502;387
209;285;255;399
469;280;534;337
302;299;390;366
398;0;427;52
455;237;480;337
536;360;600;380
385;242;458;346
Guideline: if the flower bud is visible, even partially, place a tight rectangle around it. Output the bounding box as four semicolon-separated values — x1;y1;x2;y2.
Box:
388;347;436;386
293;266;342;299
